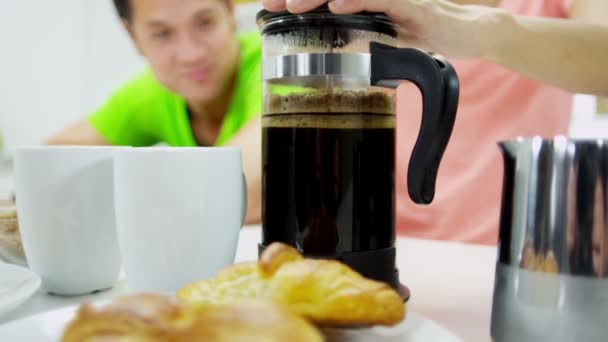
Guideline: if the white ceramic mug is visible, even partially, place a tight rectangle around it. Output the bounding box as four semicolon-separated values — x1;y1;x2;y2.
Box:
113;147;246;293
14;146;121;295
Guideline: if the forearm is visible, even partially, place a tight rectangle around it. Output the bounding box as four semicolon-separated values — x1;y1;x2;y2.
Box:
481;11;608;95
46;119;111;145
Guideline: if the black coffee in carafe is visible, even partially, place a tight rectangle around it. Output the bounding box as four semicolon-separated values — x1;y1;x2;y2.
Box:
257;6;459;293
263;91;396;254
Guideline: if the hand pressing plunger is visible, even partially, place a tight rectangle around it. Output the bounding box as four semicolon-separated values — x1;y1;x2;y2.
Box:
262;0;608;95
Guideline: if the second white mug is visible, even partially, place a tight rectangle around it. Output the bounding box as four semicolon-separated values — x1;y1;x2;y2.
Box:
113;147;246;293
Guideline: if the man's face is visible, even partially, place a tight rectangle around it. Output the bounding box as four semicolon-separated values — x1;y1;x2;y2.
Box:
128;0;238;103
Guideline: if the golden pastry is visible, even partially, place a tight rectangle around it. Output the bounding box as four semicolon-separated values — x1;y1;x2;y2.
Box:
61;293;322;342
178;243;405;327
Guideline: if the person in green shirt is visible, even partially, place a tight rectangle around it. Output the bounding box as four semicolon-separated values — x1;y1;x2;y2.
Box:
48;0;263;223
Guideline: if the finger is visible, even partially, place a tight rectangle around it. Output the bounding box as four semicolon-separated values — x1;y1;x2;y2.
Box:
262;0;287;11
328;0;393;15
286;0;329;13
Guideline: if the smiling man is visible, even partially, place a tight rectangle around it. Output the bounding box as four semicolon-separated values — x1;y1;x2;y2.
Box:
48;0;263;222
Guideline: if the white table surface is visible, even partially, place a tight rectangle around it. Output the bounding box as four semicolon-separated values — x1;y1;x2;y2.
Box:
0;225;498;342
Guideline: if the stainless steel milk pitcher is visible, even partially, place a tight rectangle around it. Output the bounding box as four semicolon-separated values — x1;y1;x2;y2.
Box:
492;136;608;342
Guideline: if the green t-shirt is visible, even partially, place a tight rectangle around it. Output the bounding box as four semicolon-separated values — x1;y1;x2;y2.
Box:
88;31;262;147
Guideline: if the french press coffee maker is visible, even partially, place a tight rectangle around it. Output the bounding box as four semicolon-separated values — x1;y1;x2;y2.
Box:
257;6;459;294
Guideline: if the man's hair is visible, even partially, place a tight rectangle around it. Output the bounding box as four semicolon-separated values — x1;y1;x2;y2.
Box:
113;0;232;22
113;0;130;21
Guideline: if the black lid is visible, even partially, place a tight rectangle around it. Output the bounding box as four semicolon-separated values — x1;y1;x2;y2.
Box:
256;4;397;37
256;4;391;23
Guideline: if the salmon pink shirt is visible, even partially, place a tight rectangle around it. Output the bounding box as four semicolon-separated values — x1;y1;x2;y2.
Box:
396;0;574;244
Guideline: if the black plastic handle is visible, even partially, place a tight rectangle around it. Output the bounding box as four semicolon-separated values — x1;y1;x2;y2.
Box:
370;42;459;204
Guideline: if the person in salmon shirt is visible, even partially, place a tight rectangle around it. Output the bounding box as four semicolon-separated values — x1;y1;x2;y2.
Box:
263;0;608;244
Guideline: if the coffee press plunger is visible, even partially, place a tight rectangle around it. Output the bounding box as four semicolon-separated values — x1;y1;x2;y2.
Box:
257;5;460;296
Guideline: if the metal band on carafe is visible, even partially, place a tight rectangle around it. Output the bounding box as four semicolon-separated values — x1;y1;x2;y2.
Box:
262;53;372;82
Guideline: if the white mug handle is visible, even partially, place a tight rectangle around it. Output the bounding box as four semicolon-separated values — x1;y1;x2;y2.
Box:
241;172;248;226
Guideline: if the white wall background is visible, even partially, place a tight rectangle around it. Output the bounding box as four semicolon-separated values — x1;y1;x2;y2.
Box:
0;1;144;154
0;1;604;156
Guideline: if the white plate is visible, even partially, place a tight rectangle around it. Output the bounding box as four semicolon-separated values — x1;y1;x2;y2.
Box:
0;262;40;317
0;303;462;341
323;312;462;342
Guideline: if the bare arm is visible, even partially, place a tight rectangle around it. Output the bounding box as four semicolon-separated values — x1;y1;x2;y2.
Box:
265;0;608;95
224;115;262;225
46;119;111;145
483;0;608;95
570;0;608;25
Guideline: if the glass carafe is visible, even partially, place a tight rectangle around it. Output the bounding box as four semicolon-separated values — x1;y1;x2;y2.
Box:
257;6;459;292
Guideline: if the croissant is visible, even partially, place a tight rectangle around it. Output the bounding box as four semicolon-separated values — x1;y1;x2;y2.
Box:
61;293;323;342
178;243;405;327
